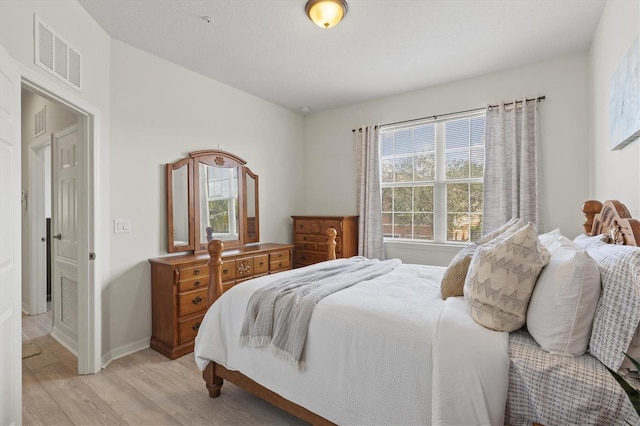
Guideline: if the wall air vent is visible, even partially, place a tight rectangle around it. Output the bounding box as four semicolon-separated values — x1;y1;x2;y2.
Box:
34;15;82;92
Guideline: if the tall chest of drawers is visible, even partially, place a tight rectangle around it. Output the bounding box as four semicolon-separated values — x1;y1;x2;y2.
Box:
291;215;358;268
148;243;293;359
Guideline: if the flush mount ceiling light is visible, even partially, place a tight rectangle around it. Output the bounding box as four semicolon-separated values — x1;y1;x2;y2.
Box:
305;0;348;29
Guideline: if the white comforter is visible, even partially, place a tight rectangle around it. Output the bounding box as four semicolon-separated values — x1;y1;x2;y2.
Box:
195;261;509;425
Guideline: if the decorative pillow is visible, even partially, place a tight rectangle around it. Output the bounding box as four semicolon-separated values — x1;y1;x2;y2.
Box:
526;234;600;356
477;217;521;245
464;222;550;332
573;233;607;250
440;219;524;299
537;228;561;248
440;244;478;299
586;243;640;372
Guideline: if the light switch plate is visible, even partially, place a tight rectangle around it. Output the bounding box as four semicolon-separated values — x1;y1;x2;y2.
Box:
113;218;131;234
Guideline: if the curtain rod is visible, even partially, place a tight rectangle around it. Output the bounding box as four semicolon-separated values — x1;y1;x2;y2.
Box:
352;95;545;132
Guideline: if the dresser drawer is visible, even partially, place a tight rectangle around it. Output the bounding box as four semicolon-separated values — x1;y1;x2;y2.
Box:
235;257;254;279
220;259;236;282
177;314;204;345
178;265;208;282
295;233;321;243
177;277;207;293
324;220;342;235
294;250;326;267
297;219;324;235
295;241;318;250
254;254;269;274
177;288;208;317
270;250;291;272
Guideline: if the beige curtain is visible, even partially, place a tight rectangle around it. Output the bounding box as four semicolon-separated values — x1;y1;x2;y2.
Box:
483;99;540;233
355;125;385;259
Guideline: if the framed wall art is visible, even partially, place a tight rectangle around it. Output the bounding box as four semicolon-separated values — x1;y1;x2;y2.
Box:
610;34;640;150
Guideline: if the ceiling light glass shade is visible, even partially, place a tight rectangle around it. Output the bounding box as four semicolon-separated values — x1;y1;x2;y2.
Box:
305;0;348;29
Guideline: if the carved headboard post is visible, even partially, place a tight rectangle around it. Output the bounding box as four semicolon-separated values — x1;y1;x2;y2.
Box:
582;200;603;236
208;240;225;305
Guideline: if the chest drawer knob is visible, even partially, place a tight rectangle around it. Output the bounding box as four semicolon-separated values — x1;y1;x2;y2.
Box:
192;295;203;305
193;269;201;276
192;322;201;331
193;281;201;287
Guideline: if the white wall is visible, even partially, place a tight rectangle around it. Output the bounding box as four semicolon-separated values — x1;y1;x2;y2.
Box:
106;40;305;358
589;0;640;217
1;0;305;365
304;53;590;265
0;0;111;369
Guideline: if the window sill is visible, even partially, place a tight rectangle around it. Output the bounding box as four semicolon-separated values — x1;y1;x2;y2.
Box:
383;239;468;253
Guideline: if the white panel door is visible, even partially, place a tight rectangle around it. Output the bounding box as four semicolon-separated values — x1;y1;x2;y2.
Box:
0;44;22;426
51;125;79;351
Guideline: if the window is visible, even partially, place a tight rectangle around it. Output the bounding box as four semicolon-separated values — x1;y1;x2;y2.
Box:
380;112;485;243
204;166;238;237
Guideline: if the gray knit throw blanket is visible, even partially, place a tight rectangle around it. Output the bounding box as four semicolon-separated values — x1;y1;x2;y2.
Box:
239;256;401;369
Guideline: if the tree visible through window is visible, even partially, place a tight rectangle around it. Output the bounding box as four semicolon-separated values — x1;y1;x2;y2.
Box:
380;112;485;243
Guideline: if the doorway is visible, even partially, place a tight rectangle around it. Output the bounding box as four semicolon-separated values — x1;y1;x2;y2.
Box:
21;88;78;348
19;70;100;374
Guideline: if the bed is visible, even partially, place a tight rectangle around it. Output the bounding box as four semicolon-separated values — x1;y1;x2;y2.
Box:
194;200;640;425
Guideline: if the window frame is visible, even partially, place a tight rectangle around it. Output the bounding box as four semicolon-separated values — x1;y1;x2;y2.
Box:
380;109;486;245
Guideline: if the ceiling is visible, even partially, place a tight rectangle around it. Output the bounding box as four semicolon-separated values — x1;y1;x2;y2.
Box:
77;0;606;114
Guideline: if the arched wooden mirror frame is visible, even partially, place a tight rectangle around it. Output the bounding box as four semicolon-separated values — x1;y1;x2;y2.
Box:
166;149;260;253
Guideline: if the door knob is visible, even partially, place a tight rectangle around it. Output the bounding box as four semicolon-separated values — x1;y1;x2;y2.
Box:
53;233;62;240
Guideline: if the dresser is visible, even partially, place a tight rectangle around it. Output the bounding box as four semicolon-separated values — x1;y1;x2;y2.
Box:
148;243;293;359
291;215;358;268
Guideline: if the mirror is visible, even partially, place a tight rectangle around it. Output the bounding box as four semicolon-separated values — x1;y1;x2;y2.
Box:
244;168;259;243
166;158;194;252
166;150;259;252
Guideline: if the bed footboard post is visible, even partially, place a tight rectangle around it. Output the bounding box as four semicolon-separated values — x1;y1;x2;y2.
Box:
326;228;337;260
203;362;224;398
207;239;224;305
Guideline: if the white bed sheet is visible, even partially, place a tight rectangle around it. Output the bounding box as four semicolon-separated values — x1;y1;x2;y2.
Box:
194;262;509;425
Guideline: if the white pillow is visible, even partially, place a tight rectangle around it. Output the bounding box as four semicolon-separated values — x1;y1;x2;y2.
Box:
538;228;561;248
527;234;601;356
464;222;550;332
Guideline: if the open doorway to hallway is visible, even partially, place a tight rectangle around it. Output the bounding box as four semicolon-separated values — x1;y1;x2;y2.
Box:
21;87;80;367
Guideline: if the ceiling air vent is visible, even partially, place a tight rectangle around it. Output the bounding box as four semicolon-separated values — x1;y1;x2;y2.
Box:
34;15;82;92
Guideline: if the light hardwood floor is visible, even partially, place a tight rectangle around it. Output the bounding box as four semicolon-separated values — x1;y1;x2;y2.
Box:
22;311;307;425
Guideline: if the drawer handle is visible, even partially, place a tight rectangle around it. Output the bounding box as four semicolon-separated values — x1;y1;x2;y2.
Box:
193;269;201;276
277;262;283;267
193;281;201;287
259;261;265;267
192;322;201;331
222;268;229;275
192;296;203;305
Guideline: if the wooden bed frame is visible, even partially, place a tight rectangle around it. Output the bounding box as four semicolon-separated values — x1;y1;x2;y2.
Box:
201;202;640;425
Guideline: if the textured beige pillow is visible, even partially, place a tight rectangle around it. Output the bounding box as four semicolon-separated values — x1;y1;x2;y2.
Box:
440;244;478;299
464;222;550;332
477;217;522;245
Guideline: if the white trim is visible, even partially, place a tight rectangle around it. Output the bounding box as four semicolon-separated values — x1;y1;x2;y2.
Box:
26;133;50;316
19;64;101;374
101;338;150;369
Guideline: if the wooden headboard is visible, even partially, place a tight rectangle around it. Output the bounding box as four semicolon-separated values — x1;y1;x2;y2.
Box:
582;199;640;246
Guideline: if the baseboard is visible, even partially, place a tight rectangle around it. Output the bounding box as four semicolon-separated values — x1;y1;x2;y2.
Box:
101;337;149;369
50;326;78;356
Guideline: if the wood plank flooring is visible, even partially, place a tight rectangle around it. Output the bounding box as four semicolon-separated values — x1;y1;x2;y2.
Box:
22;311;307;425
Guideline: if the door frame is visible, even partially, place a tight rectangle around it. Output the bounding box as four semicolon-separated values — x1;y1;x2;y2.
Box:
26;133;51;316
21;65;101;375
